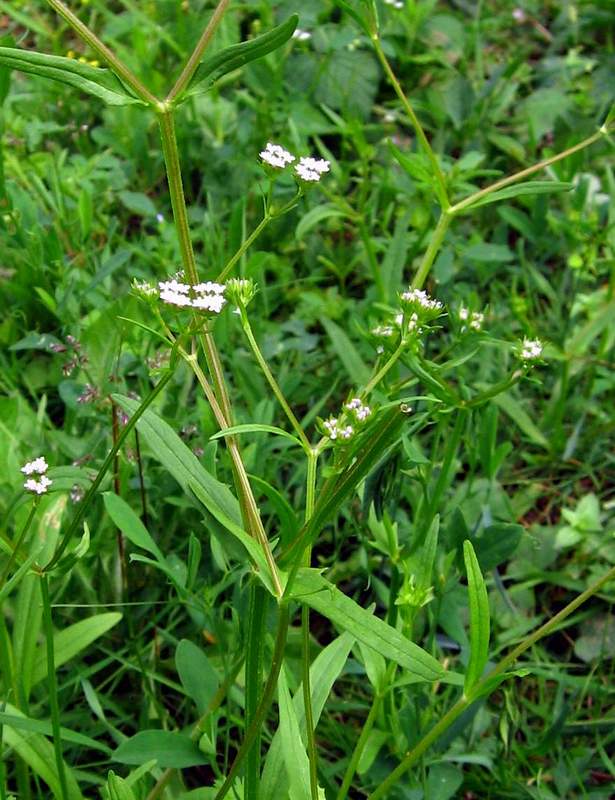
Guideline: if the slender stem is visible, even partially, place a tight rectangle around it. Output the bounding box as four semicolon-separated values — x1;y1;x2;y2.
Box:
158;111;199;284
180;348;283;597
46;0;158;106
371;35;449;210
40;574;69;800
215;604;291;800
301;449;319;798
411;211;452;290
449;128;609;215
217;214;271;283
369;562;615;799
364;340;406;396
0;502;37;589
336;694;383;800
45;369;175;571
166;0;231;104
245;582;267;800
239;309;311;450
217;192;301;283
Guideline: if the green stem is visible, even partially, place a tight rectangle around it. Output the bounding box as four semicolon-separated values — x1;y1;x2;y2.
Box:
217;193;301;283
336;694;382;800
215;604;291;800
371;35;449;210
166;0;231;104
46;0;158;106
449;128;608;215
0;502;38;589
239;309;311;451
217;213;271;283
40;574;69;800
369;562;615;799
364;341;406;396
45;369;175;571
245;582;267;800
158;111;199;284
411;211;452;290
301;449;319;798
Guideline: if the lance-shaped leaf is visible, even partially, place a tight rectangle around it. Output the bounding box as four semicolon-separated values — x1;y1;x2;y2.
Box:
0;47;144;106
463;540;491;693
185;15;298;98
290;569;444;682
281;405;406;567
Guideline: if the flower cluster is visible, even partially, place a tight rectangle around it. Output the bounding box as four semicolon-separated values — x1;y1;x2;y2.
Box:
322;396;372;443
518;338;543;363
459;307;484;332
259;142;330;184
323;418;354;440
158;279;227;313
225;277;257;308
49;334;88;377
399;288;443;320
345;397;372;422
21;456;52;495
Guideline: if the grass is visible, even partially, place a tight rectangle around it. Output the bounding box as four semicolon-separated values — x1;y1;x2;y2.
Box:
0;1;614;799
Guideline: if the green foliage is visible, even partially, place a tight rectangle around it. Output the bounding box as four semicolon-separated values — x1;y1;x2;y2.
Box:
0;1;613;799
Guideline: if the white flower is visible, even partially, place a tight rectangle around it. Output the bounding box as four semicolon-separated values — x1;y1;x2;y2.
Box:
459;307;484;332
160;289;193;307
292;28;311;41
192;294;227;313
372;325;394;337
260;142;295;169
24;475;52;495
384;0;404;8
323;416;354;441
21;456;49;475
400;288;443;313
295;156;330;183
132;279;158;298
193;281;225;295
519;338;543;362
159;279;190;295
339;425;354;439
345;397;371;422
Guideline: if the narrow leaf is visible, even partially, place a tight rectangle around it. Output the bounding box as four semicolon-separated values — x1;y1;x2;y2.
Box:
282;405;405;566
114;730;208;768
461;180;573;212
321;317;371;385
0;46;143;106
209;423;302;447
31;612;122;686
103;492;165;562
291;569;444;681
463;540;490;693
278;668;312;800
261;633;354;797
187;15;298;97
0;711;112;755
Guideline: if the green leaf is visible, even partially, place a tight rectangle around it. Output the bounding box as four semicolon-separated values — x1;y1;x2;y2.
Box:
31;612;122;686
118;190;157;217
175;640;220;716
209;423;302;448
282;405;406;566
463;540;490;693
186;15;298;97
112;395;241;528
461;181;573;212
103;492;165;562
106;771;137;800
1;704;84;799
114;730;208;768
261;633;354;798
473;523;523;571
464;242;514;262
0;46;143;106
278;668;312;800
490;392;549;449
321;317;371;386
0;711;112;755
296;204;346;240
290;569;444;681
